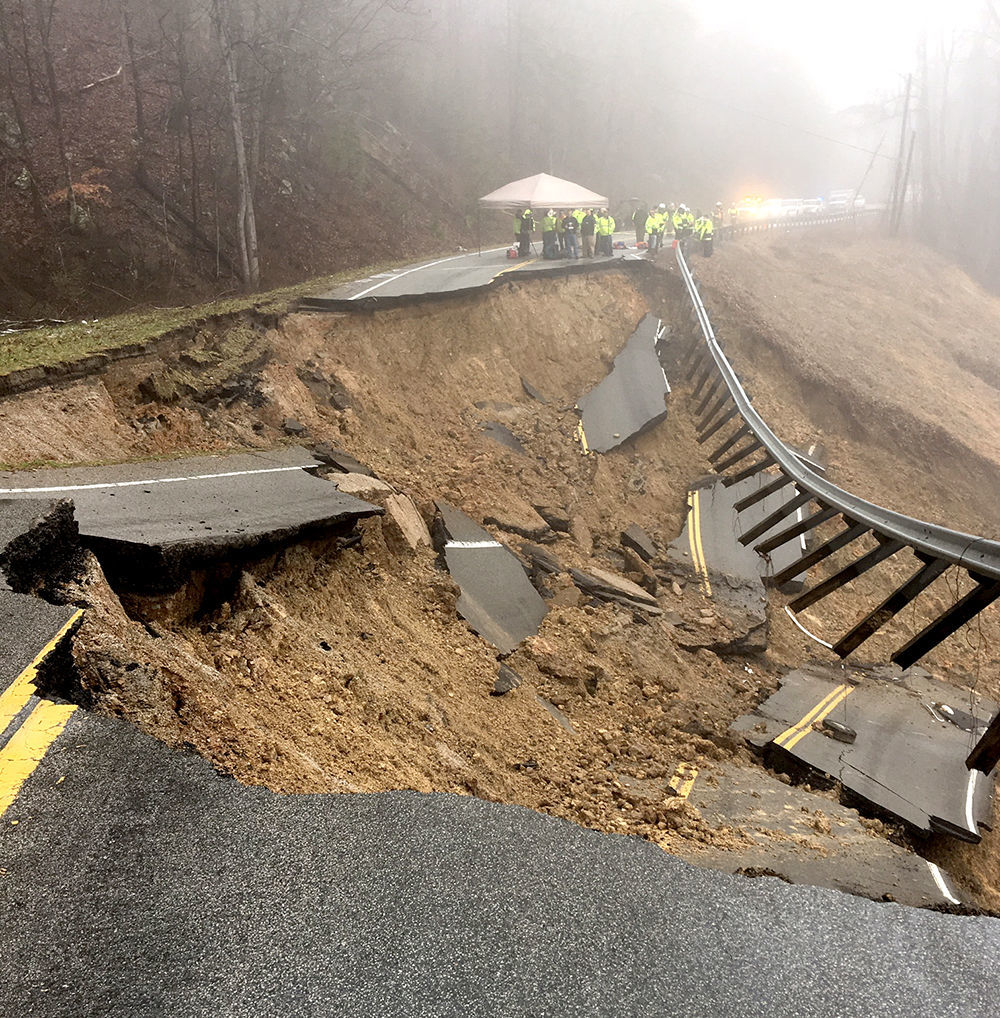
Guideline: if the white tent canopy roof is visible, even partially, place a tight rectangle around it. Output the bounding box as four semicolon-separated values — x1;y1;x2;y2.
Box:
478;172;608;212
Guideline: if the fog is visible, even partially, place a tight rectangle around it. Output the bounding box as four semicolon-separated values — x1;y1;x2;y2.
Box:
385;0;905;209
3;0;993;294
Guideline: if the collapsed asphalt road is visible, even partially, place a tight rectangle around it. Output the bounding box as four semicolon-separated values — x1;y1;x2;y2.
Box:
0;710;996;1018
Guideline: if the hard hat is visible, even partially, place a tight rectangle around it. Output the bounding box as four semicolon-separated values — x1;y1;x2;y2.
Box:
679;204;688;211
658;203;666;209
547;209;555;216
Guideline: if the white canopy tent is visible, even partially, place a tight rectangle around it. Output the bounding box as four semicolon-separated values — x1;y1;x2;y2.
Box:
478;172;608;212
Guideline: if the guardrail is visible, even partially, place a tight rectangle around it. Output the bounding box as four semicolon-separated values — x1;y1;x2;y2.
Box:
719;207;879;239
672;245;1000;681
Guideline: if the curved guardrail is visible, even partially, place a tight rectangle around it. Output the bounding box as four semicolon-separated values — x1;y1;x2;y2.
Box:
719;207;879;239
672;245;1000;683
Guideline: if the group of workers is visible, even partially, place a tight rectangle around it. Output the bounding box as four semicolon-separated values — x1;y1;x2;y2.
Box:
512;208;616;260
512;200;722;260
634;201;721;257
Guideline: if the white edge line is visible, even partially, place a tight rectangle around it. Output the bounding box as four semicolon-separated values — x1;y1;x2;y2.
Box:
784;605;834;649
965;769;979;834
926;861;961;905
0;463;316;495
445;540;502;550
350;248;506;300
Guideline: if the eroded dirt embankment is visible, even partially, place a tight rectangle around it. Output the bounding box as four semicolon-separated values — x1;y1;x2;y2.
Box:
6;272;786;861
9;251;1000;909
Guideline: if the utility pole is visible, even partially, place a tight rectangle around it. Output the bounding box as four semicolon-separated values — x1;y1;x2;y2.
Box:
888;74;912;236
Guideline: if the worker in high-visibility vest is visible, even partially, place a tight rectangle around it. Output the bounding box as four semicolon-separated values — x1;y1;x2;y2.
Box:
673;204;694;252
645;206;663;253
694;211;714;257
596;209;616;256
542;209;558;259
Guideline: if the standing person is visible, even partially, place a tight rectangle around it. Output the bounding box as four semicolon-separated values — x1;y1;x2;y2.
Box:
581;208;597;258
518;207;534;258
632;202;648;244
556;211;567;256
645;207;662;253
673;204;694;253
694;210;714;256
542;209;558;259
561;210;579;259
596;208;616;256
513;212;521;251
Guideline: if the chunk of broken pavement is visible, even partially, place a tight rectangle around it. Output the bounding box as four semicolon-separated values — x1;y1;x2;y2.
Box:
383;494;432;552
283;417;307;436
621;523;657;563
329;472;393;502
312;442;377;477
484;495;552;541
491;663;524;696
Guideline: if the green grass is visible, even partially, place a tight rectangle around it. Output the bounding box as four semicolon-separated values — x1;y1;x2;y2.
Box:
0;254;434;377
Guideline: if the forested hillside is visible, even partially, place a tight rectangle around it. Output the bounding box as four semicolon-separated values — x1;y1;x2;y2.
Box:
0;0;883;317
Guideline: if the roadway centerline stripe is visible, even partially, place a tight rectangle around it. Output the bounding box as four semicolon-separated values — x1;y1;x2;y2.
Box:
0;464;315;495
495;257;538;278
774;684;847;748
575;421;591;455
690;490;712;596
667;762;699;800
445;540;502;550
0;700;76;820
0;609;84;732
778;685;855;752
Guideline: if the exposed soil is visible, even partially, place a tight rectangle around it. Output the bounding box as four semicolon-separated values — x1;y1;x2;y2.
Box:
7;233;1000;910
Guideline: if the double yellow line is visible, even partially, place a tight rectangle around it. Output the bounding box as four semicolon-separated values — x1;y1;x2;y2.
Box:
667;762;699;800
774;683;854;752
575;420;591;455
686;490;712;596
0;610;83;820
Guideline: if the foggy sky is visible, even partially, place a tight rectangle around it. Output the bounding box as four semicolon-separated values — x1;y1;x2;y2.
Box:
687;0;985;107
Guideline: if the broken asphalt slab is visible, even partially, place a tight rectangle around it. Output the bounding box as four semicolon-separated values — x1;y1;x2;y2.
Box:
435;501;547;655
0;448;381;593
675;763;966;909
732;663;996;841
479;421;526;456
667;472;817;653
0;498;79;592
0;590;81;694
577;313;670;453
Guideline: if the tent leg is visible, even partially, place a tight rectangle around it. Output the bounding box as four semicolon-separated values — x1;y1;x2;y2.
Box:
477;206;481;256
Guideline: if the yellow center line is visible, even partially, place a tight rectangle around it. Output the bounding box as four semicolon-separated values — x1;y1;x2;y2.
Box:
783;685;853;751
495;256;538;278
0;700;76;819
667;762;699;800
0;609;84;733
774;683;854;751
688;489;712;596
575;420;591;455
